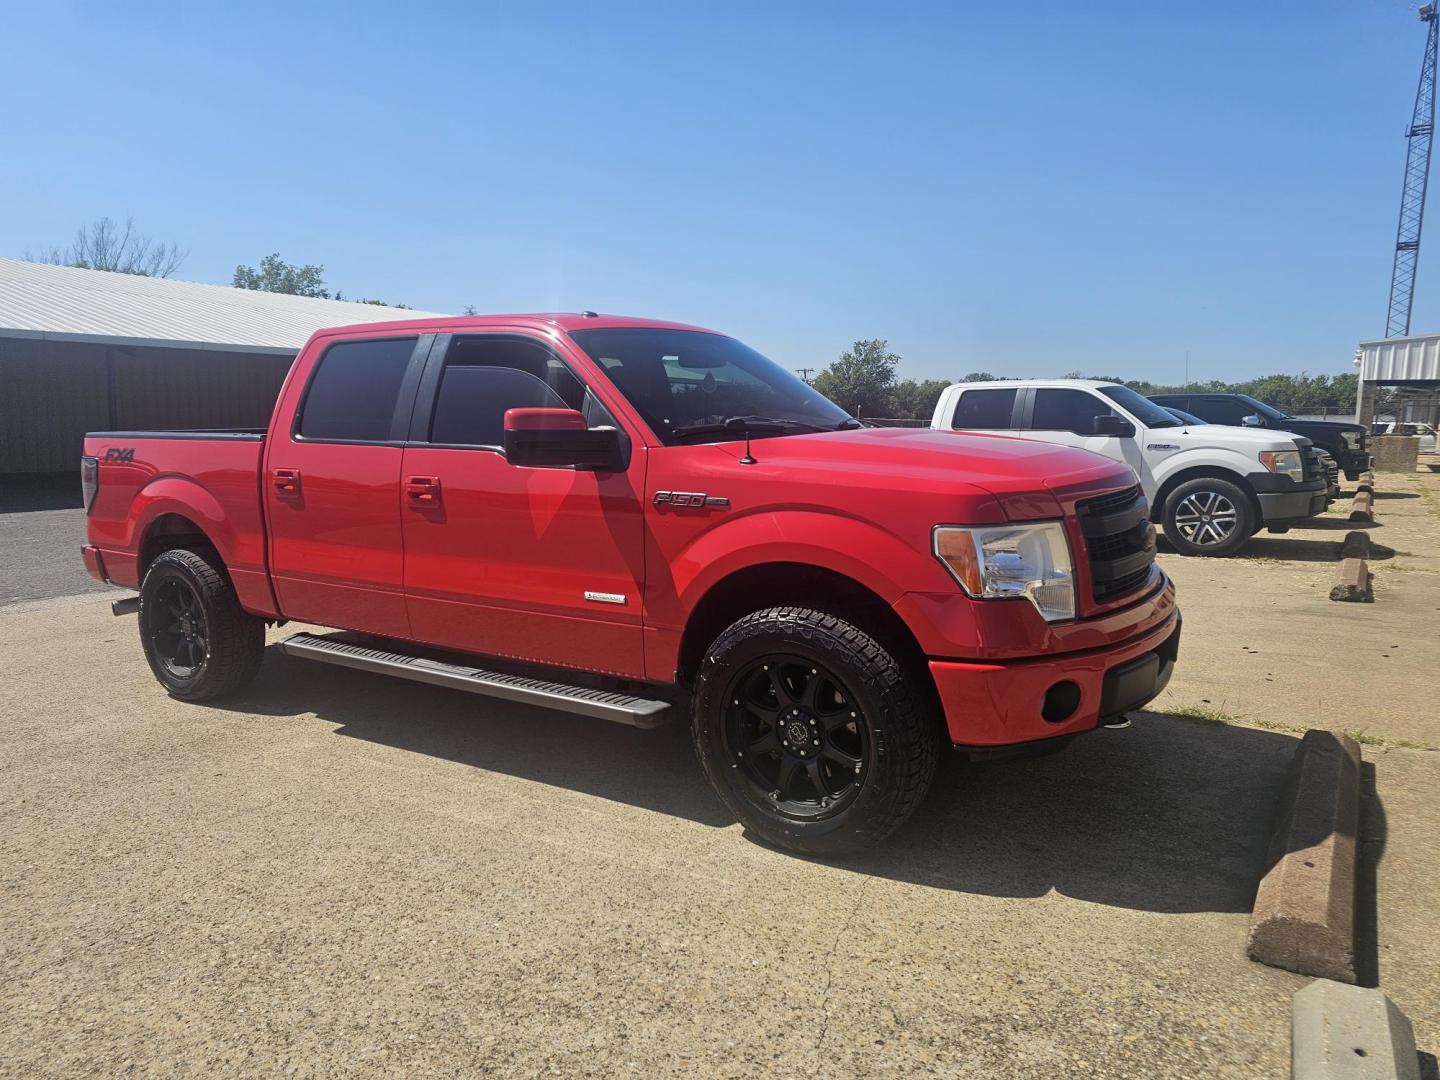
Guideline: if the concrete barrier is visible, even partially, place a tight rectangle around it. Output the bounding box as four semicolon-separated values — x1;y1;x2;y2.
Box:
1292;980;1420;1080
1248;730;1362;983
1340;531;1371;560
1371;434;1420;473
1330;559;1373;603
1349;490;1374;523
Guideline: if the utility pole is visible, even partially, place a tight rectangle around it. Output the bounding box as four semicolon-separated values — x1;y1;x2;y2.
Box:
795;367;815;384
1386;4;1440;338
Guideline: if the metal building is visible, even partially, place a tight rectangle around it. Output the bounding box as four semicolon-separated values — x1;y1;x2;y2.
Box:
1355;332;1440;426
0;258;443;477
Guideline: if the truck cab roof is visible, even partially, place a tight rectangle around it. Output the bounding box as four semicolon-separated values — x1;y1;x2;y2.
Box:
310;312;724;341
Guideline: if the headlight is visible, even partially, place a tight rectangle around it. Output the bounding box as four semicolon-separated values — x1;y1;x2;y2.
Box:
1341;430;1362;450
1258;450;1303;480
933;522;1076;623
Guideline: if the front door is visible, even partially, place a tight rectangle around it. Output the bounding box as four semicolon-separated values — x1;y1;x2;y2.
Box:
264;334;428;638
1018;387;1150;491
399;333;647;678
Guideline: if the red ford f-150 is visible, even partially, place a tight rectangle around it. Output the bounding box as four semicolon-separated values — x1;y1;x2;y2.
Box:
81;314;1179;853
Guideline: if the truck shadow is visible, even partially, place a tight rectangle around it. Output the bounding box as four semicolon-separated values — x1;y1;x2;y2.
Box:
220;650;1381;919
1237;536;1396;562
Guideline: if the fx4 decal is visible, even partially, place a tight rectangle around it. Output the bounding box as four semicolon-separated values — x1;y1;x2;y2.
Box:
103;447;136;463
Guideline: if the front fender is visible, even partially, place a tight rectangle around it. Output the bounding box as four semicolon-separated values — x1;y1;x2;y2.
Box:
1151;449;1261;496
651;508;953;627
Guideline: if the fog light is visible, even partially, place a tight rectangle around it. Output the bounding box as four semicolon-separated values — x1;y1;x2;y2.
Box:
1041;681;1081;724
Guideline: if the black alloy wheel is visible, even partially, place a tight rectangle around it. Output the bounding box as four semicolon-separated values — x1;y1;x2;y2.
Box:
145;574;210;680
138;547;265;701
722;655;868;820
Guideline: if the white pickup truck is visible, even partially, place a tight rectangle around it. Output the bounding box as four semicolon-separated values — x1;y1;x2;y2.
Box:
930;380;1328;556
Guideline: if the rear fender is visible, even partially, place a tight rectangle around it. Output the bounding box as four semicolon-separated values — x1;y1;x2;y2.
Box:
126;477;277;616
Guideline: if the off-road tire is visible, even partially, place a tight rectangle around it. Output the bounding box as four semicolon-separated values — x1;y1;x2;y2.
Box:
138;547;265;701
1161;476;1255;557
692;607;939;855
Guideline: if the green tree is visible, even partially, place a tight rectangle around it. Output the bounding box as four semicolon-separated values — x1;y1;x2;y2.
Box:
811;339;901;417
233;254;330;298
889;378;950;420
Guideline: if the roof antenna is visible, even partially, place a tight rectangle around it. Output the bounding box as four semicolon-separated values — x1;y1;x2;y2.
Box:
739;428;757;465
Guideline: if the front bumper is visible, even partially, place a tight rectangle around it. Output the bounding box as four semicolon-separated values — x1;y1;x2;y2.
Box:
1337;448;1371;480
1247;472;1327;525
930;608;1181;748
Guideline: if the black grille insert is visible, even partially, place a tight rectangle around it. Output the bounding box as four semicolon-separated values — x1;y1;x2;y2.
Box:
1076;485;1156;604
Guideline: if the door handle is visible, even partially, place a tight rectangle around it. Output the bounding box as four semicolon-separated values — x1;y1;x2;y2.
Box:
405;475;441;504
271;468;300;496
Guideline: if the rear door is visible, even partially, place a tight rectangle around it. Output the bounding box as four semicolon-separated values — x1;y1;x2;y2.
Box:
264;334;430;637
946;386;1022;435
399;332;647;677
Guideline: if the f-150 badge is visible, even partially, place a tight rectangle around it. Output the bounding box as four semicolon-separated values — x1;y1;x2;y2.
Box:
652;491;730;508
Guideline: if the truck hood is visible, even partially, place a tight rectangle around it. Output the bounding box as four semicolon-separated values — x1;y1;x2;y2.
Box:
1279;418;1366;435
708;427;1135;516
1156;424;1306;454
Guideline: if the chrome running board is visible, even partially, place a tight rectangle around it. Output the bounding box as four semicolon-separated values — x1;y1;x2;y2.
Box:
279;632;671;728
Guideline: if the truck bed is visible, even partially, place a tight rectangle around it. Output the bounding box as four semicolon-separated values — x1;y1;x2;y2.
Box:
81;429;276;616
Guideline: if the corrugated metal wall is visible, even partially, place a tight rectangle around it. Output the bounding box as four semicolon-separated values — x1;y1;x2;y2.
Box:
0;340;292;475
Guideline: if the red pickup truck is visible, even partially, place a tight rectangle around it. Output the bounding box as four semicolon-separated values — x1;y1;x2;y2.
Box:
81;313;1179;853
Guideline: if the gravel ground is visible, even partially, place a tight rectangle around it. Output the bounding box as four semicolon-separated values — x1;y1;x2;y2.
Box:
0;601;1305;1078
3;471;1438;1077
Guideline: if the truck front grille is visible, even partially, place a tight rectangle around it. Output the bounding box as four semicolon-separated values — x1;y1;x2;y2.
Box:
1075;485;1156;604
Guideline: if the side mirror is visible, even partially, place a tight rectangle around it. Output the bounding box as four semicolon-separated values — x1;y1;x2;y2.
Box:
1241;414;1262;427
1090;414;1135;438
503;408;624;470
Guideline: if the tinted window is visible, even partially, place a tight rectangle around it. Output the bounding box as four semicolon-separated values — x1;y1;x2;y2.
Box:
1096;384;1181;427
1236;394;1287;422
1029;389;1114;434
1197;397;1251;425
568;328;851;444
428;336;588;447
299;337;417;441
951;388;1016;429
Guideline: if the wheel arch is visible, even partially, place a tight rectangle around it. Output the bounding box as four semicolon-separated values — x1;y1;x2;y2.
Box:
676;562;934;699
1153;464;1261;522
139;512;226;579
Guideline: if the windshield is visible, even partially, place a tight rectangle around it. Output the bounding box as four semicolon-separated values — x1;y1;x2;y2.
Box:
1236;394;1288;422
1097;384;1181;428
1164;406;1207;425
568;328;853;445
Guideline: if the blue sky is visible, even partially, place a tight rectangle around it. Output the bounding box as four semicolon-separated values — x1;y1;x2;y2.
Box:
1;1;1432;383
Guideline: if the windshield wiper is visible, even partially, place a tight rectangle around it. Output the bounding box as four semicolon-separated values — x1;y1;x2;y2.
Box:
670;416;832;442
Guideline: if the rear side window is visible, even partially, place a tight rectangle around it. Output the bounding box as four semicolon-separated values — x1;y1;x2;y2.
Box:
951;388;1017;429
298;338;417;441
1029;389;1114;435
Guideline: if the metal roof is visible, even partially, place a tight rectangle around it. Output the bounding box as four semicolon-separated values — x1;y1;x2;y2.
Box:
0;257;448;355
1356;332;1440;383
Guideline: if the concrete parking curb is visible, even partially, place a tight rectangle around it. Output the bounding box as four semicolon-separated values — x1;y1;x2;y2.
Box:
1330;559;1373;603
1292;980;1420;1080
1248;730;1361;983
1349;490;1374;523
1339;531;1371;560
